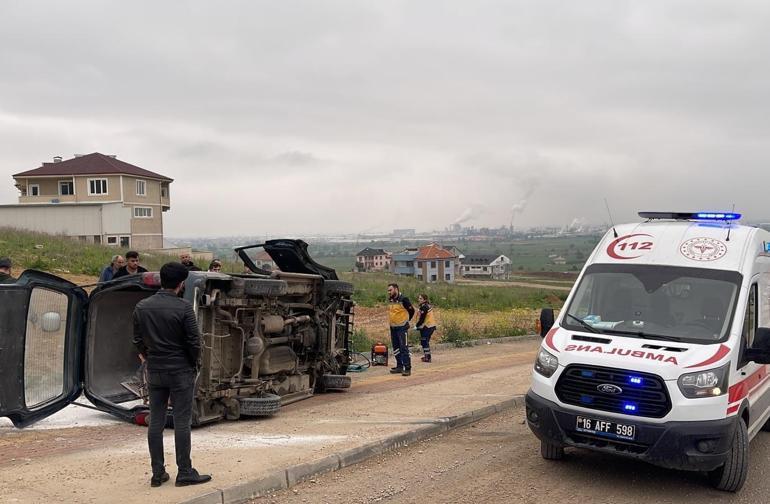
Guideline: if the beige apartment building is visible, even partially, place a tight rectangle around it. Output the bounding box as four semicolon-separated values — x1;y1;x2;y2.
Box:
3;153;172;250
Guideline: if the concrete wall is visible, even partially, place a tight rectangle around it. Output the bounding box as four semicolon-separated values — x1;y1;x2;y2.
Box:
0;202;133;243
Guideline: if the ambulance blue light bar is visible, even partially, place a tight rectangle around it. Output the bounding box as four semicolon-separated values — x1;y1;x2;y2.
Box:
638;212;741;221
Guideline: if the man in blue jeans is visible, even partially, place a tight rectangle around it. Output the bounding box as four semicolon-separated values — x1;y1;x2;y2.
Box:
133;262;211;488
387;283;415;376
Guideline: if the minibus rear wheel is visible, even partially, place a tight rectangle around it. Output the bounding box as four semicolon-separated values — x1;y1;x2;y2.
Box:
540;440;564;460
708;418;748;492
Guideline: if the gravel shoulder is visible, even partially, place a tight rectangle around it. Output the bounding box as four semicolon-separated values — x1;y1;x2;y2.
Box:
258;407;770;504
0;339;538;504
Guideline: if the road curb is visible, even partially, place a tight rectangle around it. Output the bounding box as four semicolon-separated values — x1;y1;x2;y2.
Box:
178;394;525;504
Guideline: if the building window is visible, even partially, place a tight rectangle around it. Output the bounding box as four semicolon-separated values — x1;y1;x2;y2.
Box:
29;184;40;196
161;186;168;198
445;274;451;281
120;236;130;247
445;260;450;268
465;266;470;271
430;261;437;268
107;236;118;245
59;181;74;196
136;179;146;196
88;178;108;195
134;207;153;218
431;274;437;282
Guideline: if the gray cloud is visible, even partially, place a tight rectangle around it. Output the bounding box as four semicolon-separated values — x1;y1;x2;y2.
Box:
1;1;770;236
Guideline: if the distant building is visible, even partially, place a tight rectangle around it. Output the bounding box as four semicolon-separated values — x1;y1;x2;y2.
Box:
552;256;567;265
355;247;391;272
2;153;172;249
415;243;457;283
443;245;465;277
392;228;415;237
391;248;418;277
254;249;277;270
461;254;512;279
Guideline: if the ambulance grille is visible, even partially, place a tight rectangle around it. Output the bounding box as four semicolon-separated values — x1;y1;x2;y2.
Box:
555;365;671;418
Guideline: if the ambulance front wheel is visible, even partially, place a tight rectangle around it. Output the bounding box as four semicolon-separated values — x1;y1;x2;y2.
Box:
540;440;564;460
708;418;748;492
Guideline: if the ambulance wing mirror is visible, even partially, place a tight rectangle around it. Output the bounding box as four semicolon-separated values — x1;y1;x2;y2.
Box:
539;308;555;338
745;328;770;364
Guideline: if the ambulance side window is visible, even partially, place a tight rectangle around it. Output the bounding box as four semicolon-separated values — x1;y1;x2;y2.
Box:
573;275;594;318
740;284;758;366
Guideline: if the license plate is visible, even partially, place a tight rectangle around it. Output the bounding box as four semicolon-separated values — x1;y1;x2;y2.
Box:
575;416;636;441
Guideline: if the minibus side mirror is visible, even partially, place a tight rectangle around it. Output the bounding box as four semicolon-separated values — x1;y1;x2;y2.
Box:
540;308;555;338
745;327;770;364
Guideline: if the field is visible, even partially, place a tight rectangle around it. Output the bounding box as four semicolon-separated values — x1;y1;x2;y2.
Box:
1;228;570;350
342;271;568;352
308;234;602;273
0;227;242;276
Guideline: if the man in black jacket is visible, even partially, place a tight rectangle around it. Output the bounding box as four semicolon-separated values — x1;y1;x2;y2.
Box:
114;250;148;278
132;262;211;488
0;257;15;284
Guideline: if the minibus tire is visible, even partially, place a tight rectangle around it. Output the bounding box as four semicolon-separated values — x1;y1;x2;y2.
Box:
540;440;564;460
239;394;282;416
708;419;748;492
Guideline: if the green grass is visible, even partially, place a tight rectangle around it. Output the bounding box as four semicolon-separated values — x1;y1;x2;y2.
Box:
0;227;242;276
340;271;567;312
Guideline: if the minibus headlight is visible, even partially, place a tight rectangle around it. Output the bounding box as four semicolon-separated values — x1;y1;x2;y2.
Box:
677;363;730;398
534;348;559;378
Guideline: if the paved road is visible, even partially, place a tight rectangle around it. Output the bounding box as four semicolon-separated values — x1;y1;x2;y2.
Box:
0;339;538;504
259;407;770;504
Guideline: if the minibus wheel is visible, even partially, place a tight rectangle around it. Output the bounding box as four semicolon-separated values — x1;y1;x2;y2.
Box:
540;440;564;460
708;419;748;492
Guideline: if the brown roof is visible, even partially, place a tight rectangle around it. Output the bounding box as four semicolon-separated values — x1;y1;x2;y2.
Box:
416;243;456;260
13;153;173;181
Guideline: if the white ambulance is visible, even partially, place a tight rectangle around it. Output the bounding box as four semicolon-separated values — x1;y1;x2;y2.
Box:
526;212;770;492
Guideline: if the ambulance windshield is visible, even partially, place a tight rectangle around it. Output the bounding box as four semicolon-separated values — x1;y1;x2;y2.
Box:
562;264;741;343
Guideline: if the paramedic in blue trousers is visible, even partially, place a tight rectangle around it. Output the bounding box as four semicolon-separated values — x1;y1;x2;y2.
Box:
416;294;436;362
387;283;415;376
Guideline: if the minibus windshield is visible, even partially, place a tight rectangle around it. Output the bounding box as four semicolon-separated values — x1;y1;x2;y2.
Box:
562;264;741;344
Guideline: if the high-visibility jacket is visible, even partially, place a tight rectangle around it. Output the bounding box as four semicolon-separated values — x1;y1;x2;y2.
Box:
416;302;436;329
388;294;414;327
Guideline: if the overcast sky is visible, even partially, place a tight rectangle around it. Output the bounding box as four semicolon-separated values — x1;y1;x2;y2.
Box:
1;1;769;237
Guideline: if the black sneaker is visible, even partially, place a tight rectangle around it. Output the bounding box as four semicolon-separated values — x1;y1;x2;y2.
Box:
150;472;170;487
402;368;411;376
389;367;404;374
175;469;212;487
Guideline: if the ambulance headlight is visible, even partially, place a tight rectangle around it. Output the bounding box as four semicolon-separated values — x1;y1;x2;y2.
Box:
678;363;729;398
534;348;559;378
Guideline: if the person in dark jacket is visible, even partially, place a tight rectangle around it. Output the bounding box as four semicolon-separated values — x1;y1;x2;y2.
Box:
99;254;125;283
132;262;210;488
179;252;201;271
387;283;415;376
114;250;148;278
0;257;16;284
415;294;437;362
